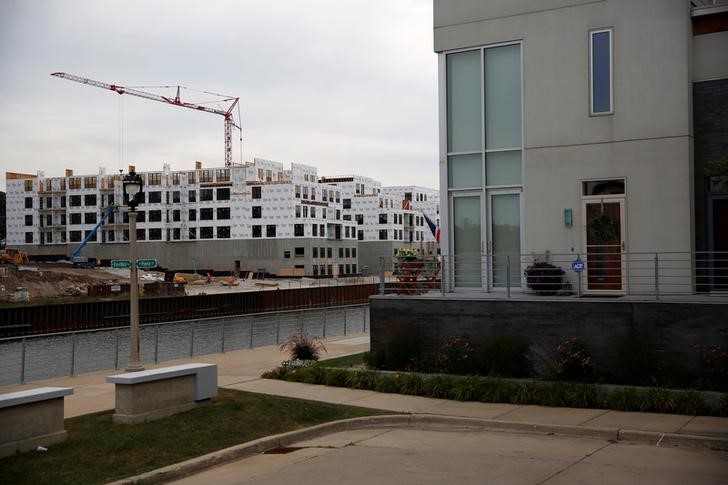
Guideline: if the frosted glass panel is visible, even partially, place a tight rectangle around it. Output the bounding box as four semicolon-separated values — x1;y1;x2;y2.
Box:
491;194;521;287
447;50;481;152
486;151;522;186
448;154;482;189
485;44;521;149
454;196;482;288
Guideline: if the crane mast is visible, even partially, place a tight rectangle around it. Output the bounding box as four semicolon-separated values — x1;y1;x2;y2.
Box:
51;72;240;167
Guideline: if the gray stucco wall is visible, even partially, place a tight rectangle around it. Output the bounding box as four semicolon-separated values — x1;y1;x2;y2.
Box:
370;296;727;375
434;0;695;281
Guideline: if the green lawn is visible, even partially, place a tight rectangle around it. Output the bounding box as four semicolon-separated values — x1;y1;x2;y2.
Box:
318;352;367;368
0;388;384;485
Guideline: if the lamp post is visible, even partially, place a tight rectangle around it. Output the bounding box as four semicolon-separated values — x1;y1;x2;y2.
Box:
123;170;144;372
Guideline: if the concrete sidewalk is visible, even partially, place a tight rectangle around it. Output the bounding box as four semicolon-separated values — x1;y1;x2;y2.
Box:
1;331;727;441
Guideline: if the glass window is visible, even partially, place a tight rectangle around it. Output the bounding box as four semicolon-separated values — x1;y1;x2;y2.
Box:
172;191;180;203
583;179;625;196
188;190;197;202
491;194;521;287
453;196;481;288
448;153;482;189
266;225;276;237
447;50;481;152
200;189;213;201
590;29;612;114
294;224;304;236
200;227;213;239
484;44;522;149
252;206;262;218
252;225;262;238
217;226;230;239
148;210;162;222
149;228;162;240
295;247;304;257
216;188;230;200
486;151;522;186
25;215;33;226
70;213;82;225
147;191;161;204
188;209;197;221
69;195;81;207
379;230;388;240
252;186;262;199
84;194;97;206
200;208;214;220
217;207;230;220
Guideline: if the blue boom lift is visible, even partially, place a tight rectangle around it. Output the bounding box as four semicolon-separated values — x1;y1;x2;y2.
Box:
69;205;118;268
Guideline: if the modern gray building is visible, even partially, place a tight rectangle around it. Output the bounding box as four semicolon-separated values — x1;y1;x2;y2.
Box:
435;0;728;295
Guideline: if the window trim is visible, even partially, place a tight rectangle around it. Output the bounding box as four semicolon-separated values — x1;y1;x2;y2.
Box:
589;27;614;116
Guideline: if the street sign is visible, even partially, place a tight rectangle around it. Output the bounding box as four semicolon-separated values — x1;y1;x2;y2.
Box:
111;260;132;269
571;257;584;273
136;259;158;269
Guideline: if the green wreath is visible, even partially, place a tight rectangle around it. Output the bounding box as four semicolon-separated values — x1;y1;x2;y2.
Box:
588;213;616;243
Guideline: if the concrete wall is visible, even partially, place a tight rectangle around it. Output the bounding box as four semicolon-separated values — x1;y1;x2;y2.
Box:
0;304;369;386
370;296;727;375
18;238;360;276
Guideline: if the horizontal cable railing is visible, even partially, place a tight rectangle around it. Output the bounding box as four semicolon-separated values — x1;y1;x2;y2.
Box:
377;251;728;300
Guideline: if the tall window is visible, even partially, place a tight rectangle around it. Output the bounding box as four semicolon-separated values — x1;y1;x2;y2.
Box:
447;43;522;189
590;28;613;115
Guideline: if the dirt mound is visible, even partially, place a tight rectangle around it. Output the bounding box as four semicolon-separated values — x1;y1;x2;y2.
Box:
0;264;128;300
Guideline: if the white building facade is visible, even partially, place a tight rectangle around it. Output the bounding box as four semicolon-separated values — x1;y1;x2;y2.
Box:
6;159;440;276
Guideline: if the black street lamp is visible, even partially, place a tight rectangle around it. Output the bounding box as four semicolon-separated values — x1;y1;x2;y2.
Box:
122;170;144;371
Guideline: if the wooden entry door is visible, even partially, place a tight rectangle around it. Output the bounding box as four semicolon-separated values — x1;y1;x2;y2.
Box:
583;199;625;293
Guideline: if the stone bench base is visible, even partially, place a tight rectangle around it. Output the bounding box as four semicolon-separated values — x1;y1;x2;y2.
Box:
0;387;73;457
107;364;217;425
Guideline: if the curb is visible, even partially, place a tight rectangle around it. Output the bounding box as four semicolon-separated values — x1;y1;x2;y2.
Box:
108;414;728;484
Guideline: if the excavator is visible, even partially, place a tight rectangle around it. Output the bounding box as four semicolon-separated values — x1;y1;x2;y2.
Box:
68;205;118;268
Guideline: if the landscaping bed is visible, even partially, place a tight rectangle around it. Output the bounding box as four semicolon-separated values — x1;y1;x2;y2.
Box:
0;388;384;485
262;364;728;417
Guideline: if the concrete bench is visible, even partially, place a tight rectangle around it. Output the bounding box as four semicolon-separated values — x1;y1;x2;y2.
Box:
0;387;73;457
106;363;217;424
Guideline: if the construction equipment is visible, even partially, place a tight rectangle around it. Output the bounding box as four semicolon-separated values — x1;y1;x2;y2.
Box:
69;205;118;268
0;248;30;266
51;72;241;167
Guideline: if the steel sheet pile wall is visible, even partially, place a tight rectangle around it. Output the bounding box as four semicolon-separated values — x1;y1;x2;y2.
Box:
0;283;378;337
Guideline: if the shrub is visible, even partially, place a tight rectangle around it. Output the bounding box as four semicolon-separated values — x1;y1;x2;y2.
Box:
511;382;539;405
279;331;326;361
369;325;421;371
346;370;378;390
478;335;532;378
324;368;350;387
609;334;658;386
479;378;517;404
606;387;640;411
549;337;596;382
374;374;399;393
422;375;455;399
640;387;676;414
565;383;600;408
524;262;564;295
436;336;477;375
261;366;287;380
397;373;425;395
693;344;728;392
451;376;482;401
673;390;708;416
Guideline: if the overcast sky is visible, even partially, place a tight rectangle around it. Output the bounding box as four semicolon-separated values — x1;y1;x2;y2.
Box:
0;0;438;192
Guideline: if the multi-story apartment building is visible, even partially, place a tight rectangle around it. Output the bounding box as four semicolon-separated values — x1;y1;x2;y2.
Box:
5;159;440;276
318;176;440;271
435;0;728;294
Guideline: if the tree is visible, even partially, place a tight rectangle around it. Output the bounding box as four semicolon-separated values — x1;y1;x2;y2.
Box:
704;155;728;191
